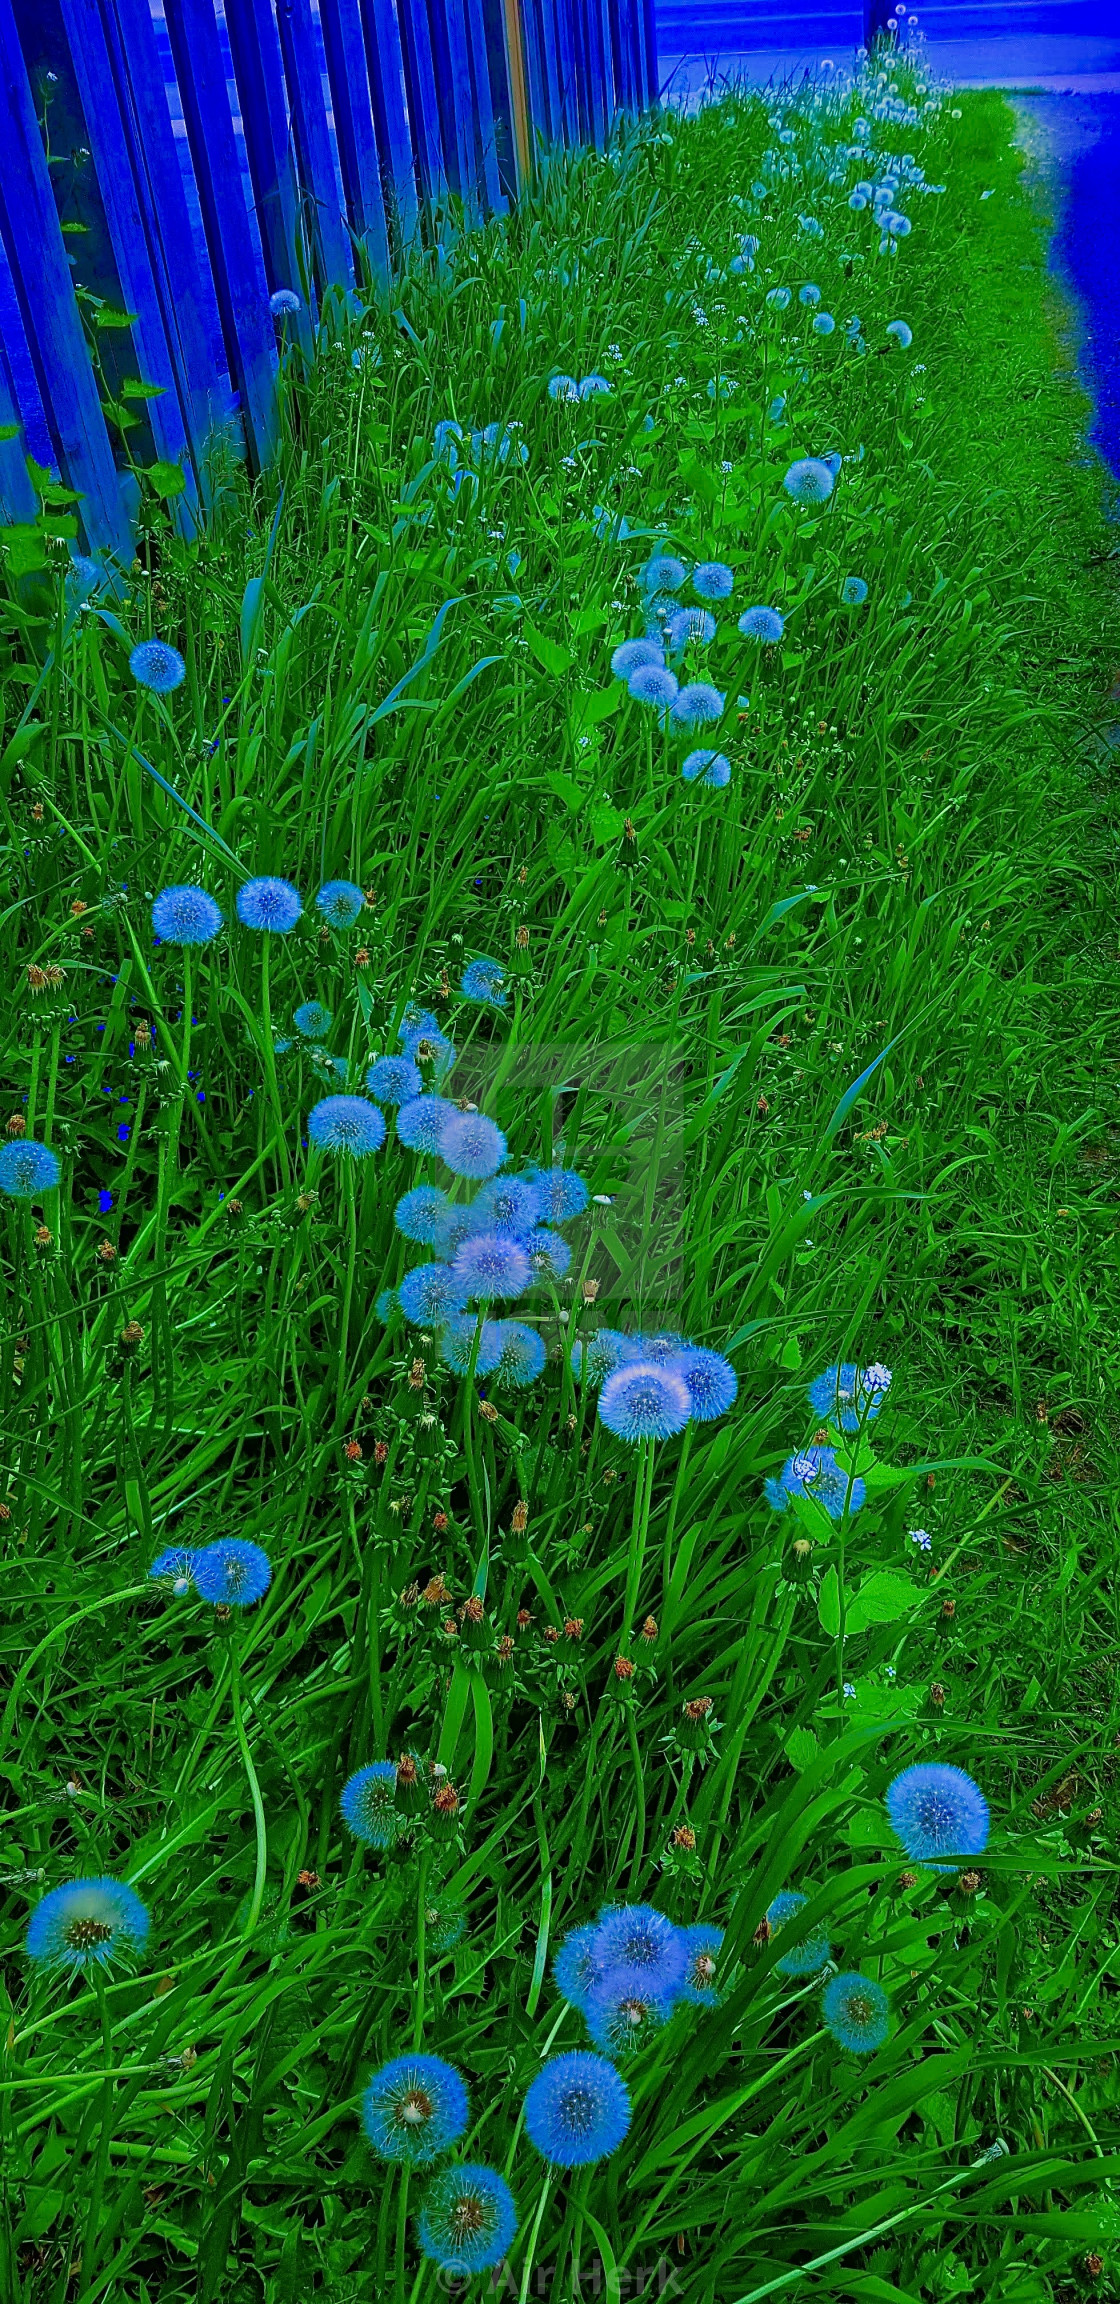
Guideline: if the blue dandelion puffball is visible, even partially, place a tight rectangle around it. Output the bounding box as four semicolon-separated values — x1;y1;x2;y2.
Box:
807;1361;892;1430
474;1174;542;1233
886;319;913;349
236;877;302;933
308;1095;385;1157
681;749;731;790
822;1972;890;2055
572;1330;639;1386
130;638;186;693
764;1445;865;1520
366;1054;423;1105
148;1546;199;1595
269;287;302;315
0;1139;60;1199
395;1185;453;1245
152;885;222;946
667;1346;737;1420
25;1878;150;1974
362;2055;469;2166
580;372;611;398
766;1890;830;1976
553;1922;609;2012
399;1262;467;1326
842;576;869;606
315;879;364;928
667;606;717;652
813;312;836;336
293;1000;332;1040
461;956;508;1009
640;554;687;594
441;1110;507;1180
526;1225;571;1280
821;451;842;479
528;1165;589;1222
671;682;723;729
524;2051;632;2167
193;1538;272;1607
885;1763;990;1865
439;1313;505;1377
783;457;835;506
739;605;785;643
766;285;791;310
340;1761;400;1848
495;1321;547;1386
799;281;822;305
611;638;664;682
451;1232;531;1302
692;560;734;601
599;1362;691;1443
548;372;580;401
418;2163;518;2275
632;1331;689;1364
400;1013;456;1074
680;1924;724;2006
628;663;679;709
593;1904;688;1997
397;1094;457;1155
586;1976;675;2058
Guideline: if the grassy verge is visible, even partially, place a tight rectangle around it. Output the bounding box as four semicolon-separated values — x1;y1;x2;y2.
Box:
1;57;1118;2304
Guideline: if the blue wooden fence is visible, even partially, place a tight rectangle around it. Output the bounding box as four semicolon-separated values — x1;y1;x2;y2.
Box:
0;0;657;550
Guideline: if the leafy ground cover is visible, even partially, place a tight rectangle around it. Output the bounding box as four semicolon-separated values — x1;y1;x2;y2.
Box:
1;49;1119;2304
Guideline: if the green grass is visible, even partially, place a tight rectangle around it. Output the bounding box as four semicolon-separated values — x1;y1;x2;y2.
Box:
2;55;1120;2304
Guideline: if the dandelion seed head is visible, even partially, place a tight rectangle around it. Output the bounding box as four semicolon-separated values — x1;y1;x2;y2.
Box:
628;663;679;708
25;1878;150;1973
692;561;735;600
439;1312;505;1376
766;1890;830;1975
294;1000;332;1039
417;2163;518;2275
739;604;785;643
807;1362;891;1428
591;1905;688;1996
316;879;364;928
193;1538;272;1607
148;1547;199;1595
799;282;822;305
667;1346;737;1420
586;1975;675;2057
451;1232;532;1302
548;373;581;401
130;639;185;693
765;1444;865;1519
666;606;717;652
599;1362;691;1442
441;1111;507;1180
524;2050;631;2166
822;1972;890;2054
398;1262;468;1325
527;1165;589;1223
366;1055;423;1105
671;682;724;729
0;1140;60;1199
681;749;731;789
680;1923;724;2005
395;1186;454;1246
842;576;869;605
473;1175;543;1233
460;956;508;1009
579;373;612;398
236;877;302;933
494;1320;546;1386
885;1763;989;1864
397;1095;458;1155
525;1225;572;1279
886;319;913;348
553;1922;610;2011
812;311;836;335
152;886;222;946
340;1761;400;1847
269;287;302;315
611;638;664;681
639;555;687;595
783;458;835;505
307;1095;386;1157
362;2055;469;2165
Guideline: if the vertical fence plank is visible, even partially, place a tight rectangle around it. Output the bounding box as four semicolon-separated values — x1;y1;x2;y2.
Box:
428;0;484;216
317;0;392;279
637;0;657;105
0;0;131;555
493;0;531;189
274;0;354;291
56;0;201;516
356;0;421;247
0;331;38;525
223;0;310;321
395;0;449;204
463;0;506;208
162;0;278;467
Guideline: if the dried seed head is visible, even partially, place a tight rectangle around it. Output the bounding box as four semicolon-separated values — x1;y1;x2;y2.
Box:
684;1697;713;1724
753;1917;772;1945
479;1399;499;1423
929;1681;945;1709
408;1358;427;1391
543;1626;560;1645
613;1655;634;1682
639;1615;659;1643
354;947;371;967
97;1240;116;1264
516;924;529;949
563;1617;584;1641
399;1582;421;1608
432;1510;449;1533
958;1870;981;1895
516;1608;533;1630
672;1824;696;1851
898;1871;917;1889
940;1596;955;1619
459;1596;485;1626
374;1440;389;1465
34;1225;51;1248
581;1278;599;1303
511;1499;528;1534
6;1115;26;1136
344;1440;363;1463
120;1319;144;1352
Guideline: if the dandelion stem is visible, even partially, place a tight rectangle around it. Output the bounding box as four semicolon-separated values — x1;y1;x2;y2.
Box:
337;1157;359;1426
230;1642;268;1938
518;2171;552;2304
395;2164;411;2303
258;937;291;1189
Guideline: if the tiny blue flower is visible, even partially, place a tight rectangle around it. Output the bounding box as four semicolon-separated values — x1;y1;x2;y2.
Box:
340;1761;400;1848
740;606;786;648
527;1165;589;1223
579;373;612;398
886;319;913;348
269;287;302;315
130;639;185;693
885;1764;989;1864
548;373;580;401
98;1190;113;1214
316;880;364;928
783;458;835;505
766;1890;830;1976
681;750;731;789
26;1878;150;1973
293;1000;332;1039
451;1232;532;1301
307;1095;386;1157
0;1140;60;1199
671;682;723;729
807;1362;891;1428
639;555;687;595
666;607;717;652
397;1095;458;1154
680;1923;724;2005
152;886;222;946
439;1313;505;1376
417;2164;518;2275
494;1321;547;1386
764;1445;865;1519
366;1055;423;1105
524;2051;631;2166
461;956;508;1009
440;1111;507;1180
236;877;302;933
193;1538;272;1607
148;1547;199;1595
813;312;836;335
572;1330;639;1385
842;576;869;606
362;2055;469;2165
611;638;664;682
473;1175;542;1232
692;561;734;600
553;1922;609;2011
586;1976;675;2057
822;1972;890;2054
629;663;679;708
799;282;821;305
667;1346;737;1420
395;1186;454;1245
909;1527;932;1552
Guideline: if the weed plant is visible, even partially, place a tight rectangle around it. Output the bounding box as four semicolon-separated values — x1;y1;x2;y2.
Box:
1;49;1119;2304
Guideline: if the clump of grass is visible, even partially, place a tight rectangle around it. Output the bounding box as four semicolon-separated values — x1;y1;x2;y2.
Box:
1;50;1118;2304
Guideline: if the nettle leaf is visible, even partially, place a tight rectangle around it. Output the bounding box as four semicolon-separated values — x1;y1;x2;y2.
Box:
853;1571;919;1625
147;459;187;498
121;377;168;401
92;305;139;329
